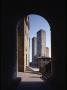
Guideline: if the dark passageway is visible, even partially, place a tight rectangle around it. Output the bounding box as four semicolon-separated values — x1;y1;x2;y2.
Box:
16;82;57;90
1;0;65;90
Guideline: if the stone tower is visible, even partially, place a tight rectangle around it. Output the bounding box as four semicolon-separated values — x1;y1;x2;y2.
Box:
37;29;46;57
32;37;37;64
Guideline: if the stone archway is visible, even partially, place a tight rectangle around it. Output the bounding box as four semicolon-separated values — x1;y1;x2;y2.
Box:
16;13;52;73
2;1;65;89
16;10;65;89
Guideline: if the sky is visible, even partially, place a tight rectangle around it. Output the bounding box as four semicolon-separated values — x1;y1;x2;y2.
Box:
28;14;51;62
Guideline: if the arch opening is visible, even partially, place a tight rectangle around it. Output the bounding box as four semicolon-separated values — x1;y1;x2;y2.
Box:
16;14;52;82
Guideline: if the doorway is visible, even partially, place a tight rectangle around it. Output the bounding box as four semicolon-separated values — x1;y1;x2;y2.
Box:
16;14;52;82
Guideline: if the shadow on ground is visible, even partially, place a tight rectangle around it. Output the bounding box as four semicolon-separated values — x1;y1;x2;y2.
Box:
16;81;57;90
29;76;41;78
25;70;41;74
8;78;59;90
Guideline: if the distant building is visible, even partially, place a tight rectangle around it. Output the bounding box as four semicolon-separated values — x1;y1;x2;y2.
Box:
44;47;49;57
35;56;51;73
37;29;46;57
32;37;37;65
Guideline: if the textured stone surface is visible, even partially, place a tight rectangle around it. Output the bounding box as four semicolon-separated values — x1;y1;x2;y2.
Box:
17;72;44;82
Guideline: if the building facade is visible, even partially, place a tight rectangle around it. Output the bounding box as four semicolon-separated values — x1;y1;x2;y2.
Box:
32;37;37;64
37;29;46;57
17;16;30;72
44;47;49;57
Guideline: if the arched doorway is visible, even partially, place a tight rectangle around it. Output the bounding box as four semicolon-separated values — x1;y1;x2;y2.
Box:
16;14;52;82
